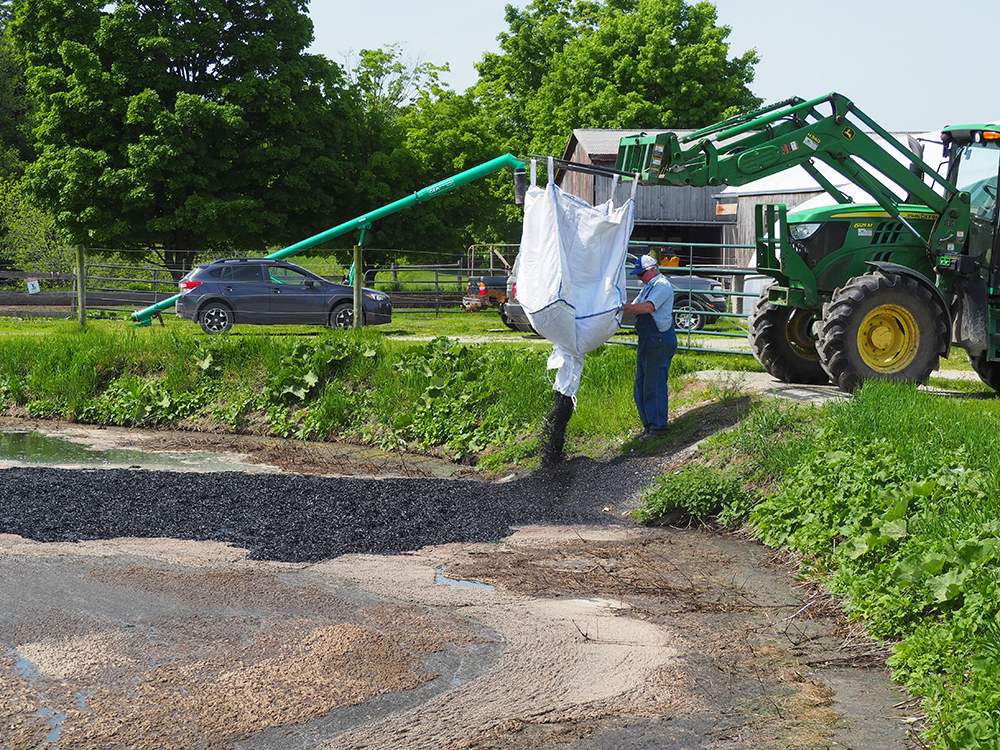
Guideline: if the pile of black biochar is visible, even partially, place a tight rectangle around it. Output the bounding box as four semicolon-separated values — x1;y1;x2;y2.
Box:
0;449;654;562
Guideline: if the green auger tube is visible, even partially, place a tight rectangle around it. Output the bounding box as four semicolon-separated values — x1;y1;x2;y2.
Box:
130;153;527;324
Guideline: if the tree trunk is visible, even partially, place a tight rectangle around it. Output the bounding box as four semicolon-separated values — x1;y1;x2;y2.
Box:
162;230;199;282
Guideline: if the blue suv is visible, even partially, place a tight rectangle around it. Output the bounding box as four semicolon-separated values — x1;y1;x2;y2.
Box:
176;258;392;334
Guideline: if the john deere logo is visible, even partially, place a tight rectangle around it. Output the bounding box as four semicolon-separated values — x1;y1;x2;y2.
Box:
842;126;856;140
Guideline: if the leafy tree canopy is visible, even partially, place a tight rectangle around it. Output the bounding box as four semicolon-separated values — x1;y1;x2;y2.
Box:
340;45;518;268
0;27;33;181
474;0;760;157
11;0;362;276
0;177;69;271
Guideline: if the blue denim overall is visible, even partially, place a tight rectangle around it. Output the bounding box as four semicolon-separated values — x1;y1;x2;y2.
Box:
633;312;677;433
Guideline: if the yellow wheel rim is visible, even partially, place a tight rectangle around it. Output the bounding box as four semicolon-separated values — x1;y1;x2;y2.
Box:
857;304;919;373
786;309;819;359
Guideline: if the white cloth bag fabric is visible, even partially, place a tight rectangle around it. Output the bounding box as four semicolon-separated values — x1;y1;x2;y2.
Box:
516;159;636;398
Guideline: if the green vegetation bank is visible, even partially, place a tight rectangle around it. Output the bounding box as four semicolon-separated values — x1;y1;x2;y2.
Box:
0;321;997;747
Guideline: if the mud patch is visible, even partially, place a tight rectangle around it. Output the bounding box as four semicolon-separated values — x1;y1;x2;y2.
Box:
438;532;914;750
1;560;494;750
0;417;918;750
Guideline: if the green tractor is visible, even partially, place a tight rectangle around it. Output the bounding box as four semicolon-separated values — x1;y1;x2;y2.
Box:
616;93;1000;392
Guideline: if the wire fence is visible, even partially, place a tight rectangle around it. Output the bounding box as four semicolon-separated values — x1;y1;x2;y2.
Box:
0;244;770;358
612;241;764;356
0;249;514;320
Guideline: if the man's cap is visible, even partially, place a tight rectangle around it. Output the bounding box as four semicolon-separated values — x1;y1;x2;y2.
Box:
630;254;659;276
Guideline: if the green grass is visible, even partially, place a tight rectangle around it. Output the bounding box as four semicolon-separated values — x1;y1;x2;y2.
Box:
669;381;1000;749
0;312;762;465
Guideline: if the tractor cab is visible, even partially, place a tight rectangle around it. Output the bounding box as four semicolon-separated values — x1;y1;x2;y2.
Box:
943;126;1000;273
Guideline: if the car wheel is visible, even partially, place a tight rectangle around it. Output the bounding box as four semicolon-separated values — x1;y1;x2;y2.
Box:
673;300;709;331
499;304;517;330
198;302;233;334
329;302;360;329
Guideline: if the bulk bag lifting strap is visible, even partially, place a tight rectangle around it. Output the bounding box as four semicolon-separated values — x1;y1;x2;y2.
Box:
516;157;638;398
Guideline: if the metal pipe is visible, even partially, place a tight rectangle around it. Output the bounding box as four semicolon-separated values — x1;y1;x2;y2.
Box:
131;153;526;323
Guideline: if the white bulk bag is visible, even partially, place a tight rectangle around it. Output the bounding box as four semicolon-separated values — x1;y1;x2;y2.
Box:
516;159;636;398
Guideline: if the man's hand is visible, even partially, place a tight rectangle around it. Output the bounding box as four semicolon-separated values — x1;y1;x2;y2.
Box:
622;300;655;316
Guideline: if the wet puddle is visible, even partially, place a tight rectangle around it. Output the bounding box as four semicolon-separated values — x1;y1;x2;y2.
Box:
9;651;73;742
435;567;495;590
0;430;279;474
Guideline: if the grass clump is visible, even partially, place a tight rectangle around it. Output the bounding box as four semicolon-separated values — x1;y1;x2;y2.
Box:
634;463;747;525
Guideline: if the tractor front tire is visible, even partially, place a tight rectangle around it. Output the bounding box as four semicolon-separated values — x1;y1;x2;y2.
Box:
748;292;829;384
817;272;948;392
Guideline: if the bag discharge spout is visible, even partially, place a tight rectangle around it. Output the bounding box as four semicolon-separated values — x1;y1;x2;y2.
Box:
515;158;637;399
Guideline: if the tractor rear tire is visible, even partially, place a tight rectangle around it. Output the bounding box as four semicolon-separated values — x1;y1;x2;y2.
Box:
968;351;1000;392
748;292;829;384
817;271;948;392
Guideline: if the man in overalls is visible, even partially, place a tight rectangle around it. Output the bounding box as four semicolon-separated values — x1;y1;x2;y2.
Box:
622;254;677;437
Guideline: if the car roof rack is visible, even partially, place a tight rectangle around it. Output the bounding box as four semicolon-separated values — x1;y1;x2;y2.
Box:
207;257;274;264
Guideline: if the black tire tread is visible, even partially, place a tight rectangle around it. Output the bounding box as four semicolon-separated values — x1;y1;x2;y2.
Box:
748;294;829;384
817;272;948;392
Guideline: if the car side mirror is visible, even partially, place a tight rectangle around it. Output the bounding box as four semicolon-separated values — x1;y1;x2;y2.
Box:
304;280;315;288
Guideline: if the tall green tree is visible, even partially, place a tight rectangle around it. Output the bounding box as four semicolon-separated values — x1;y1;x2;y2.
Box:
474;0;759;158
0;178;69;272
397;83;516;253
11;0;362;277
341;45;517;268
473;0;598;154
527;0;760;156
0;25;33;180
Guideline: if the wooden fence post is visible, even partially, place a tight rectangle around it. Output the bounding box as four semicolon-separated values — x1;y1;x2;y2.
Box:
75;245;86;327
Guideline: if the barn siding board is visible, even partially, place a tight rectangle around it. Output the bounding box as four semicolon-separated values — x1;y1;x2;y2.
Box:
596;178;720;223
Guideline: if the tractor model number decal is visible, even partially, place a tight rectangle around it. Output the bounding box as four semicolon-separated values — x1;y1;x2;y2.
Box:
804;133;820;150
842;126;856;140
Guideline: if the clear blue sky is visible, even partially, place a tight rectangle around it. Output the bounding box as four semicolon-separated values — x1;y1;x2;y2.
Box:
307;0;999;133
307;1;528;95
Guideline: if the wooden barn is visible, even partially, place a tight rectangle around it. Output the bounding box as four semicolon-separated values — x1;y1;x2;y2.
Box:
556;128;934;270
556;129;734;266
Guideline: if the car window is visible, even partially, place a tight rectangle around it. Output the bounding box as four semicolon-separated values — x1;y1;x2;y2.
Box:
268;266;312;285
220;265;264;282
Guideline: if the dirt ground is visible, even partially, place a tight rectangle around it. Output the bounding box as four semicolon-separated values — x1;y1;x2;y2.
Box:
0;402;925;750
